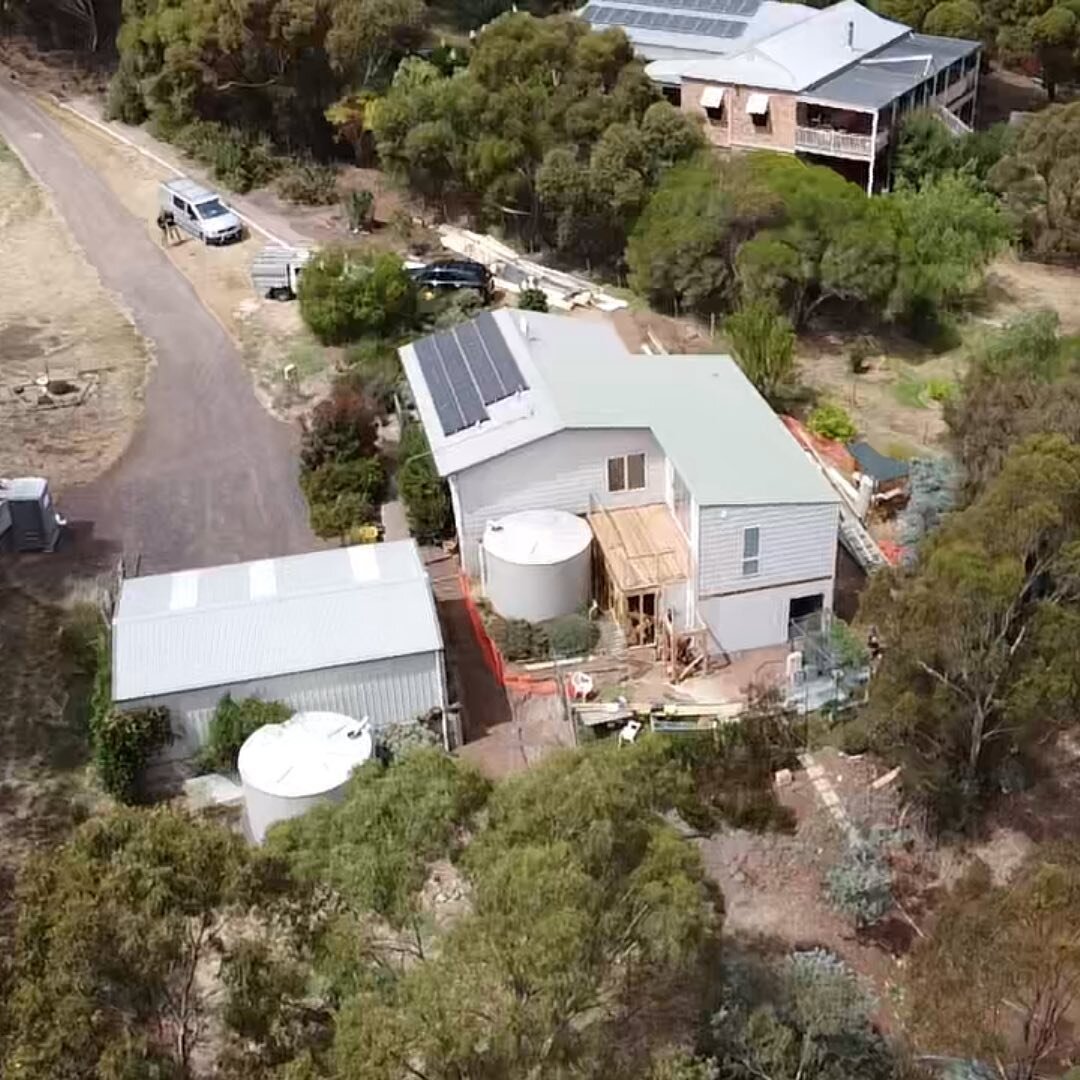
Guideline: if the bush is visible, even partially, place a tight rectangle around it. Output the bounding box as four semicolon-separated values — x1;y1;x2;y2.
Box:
94;708;172;803
308;491;377;539
105;65;147;125
59;603;105;675
848;336;876;375
544;614;600;657
344;189;375;231
518;286;548;313
343;341;403;413
200;695;291;774
825;831;893;928
808;402;857;442
299;248;417;346
301;456;386;508
300;383;380;472
376;717;441;762
276;161;339;206
398;421;452;542
173;121;282;193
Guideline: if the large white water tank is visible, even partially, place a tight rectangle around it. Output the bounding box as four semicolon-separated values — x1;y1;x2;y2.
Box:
482;509;592;623
237;711;373;843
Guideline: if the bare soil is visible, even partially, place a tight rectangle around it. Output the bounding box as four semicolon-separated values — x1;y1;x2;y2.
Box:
983;253;1080;334
0;138;149;489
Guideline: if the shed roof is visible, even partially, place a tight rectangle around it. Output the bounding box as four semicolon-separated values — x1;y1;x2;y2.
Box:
399;311;837;508
848;440;910;483
112;541;443;702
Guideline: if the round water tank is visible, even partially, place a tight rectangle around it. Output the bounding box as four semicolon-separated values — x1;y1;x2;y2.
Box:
237;711;373;843
482;509;592;624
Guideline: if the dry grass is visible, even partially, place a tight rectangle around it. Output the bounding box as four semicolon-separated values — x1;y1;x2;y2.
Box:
0;138;149;491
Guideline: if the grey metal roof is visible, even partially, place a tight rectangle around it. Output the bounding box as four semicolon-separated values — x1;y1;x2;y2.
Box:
805;30;979;108
400;311;837;507
579;0;815;60
112;541;443;702
849;440;909;483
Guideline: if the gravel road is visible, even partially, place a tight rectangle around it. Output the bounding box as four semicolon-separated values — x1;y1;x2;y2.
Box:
0;79;317;574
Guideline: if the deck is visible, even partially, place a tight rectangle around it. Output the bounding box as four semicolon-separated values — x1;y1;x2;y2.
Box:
588;503;689;593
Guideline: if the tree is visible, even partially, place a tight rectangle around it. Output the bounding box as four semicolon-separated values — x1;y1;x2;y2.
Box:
726;301;796;406
863;435;1080;828
870;0;935;29
3;808;293;1079
628;155;779;317
946;310;1079;496
990;102;1080;259
924;0;983;38
325;0;426;90
894;111;1013;188
1029;6;1079;100
300;382;380;472
298;249;417;346
329;739;722;1080
907;847;1080;1080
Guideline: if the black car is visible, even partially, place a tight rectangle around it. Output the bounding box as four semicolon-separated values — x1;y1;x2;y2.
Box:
409;259;494;300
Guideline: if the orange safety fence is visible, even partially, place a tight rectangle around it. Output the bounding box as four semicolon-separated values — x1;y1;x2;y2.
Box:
456;572;560;695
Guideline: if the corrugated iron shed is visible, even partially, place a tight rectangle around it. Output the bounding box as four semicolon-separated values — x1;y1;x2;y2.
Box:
112;541;442;702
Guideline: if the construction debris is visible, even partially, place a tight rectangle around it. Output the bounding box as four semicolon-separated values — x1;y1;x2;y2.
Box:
438;225;628;313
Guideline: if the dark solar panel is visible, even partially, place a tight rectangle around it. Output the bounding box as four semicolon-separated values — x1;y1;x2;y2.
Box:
475;312;528;396
414;336;466;436
582;4;742;35
597;0;761;13
432;331;487;428
453;321;504;404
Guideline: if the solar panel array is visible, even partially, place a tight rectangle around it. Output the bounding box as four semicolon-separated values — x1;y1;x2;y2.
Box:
601;0;761;15
413;312;529;437
582;4;745;37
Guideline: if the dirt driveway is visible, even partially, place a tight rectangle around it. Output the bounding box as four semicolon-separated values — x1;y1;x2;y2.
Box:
0;81;317;574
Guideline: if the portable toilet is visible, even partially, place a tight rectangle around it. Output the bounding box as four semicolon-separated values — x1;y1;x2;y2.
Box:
0;477;64;552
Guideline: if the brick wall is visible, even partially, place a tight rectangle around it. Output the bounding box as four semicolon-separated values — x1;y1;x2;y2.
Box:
682;79;798;153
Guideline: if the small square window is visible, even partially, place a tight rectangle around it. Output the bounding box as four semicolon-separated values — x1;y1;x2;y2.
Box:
626;452;646;491
742;526;761;576
751;110;768;129
607;457;626;493
705;105;724;125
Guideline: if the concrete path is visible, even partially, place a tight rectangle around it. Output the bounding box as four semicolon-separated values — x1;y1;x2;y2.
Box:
0;82;318;574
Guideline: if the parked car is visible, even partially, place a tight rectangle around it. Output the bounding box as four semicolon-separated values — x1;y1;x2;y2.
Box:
408;259;494;300
159;178;244;245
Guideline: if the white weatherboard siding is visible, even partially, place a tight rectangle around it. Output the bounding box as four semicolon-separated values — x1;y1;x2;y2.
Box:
697;503;839;597
125;652;445;762
454;428;665;576
699;578;834;653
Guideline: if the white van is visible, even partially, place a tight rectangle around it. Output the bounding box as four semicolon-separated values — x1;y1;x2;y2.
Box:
159;177;244;245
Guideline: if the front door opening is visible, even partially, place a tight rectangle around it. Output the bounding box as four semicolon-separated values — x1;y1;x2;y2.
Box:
627;591;658;647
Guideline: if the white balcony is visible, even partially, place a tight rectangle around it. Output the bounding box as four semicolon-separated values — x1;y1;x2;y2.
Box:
794;126;873;160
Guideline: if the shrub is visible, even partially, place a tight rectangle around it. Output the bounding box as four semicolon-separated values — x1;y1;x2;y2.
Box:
94;707;172;803
825;831;893;927
344;188;375;231
308;491;377;539
105;65;147;125
398;421;452;542
808;402;857;442
300;383;380;472
343;341;403;413
200;695;291;774
173;121;282;193
301;456;386;508
59;603;105;675
299;248;417;346
518;286;548;313
376;717;441;762
848;335;876;375
276;160;339;206
925;377;956;403
544;614;600;657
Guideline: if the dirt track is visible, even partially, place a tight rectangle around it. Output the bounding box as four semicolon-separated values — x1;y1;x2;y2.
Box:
0;80;317;573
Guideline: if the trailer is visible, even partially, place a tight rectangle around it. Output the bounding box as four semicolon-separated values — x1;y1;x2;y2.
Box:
251;245;310;300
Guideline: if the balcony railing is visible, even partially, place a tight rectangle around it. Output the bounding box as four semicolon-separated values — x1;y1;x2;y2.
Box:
794;125;873;159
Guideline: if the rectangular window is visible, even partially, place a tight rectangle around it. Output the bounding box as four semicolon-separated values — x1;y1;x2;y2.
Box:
607;453;646;493
607;456;626;493
742;526;760;577
751;110;769;129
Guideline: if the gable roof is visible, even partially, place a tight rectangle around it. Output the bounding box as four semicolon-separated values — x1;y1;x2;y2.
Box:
399;310;837;508
678;0;909;91
112;541;443;702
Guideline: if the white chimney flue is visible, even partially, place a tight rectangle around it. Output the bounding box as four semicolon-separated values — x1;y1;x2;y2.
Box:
847;19;855;48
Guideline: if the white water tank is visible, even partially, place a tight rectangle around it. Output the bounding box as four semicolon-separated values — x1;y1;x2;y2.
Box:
237;711;373;843
482;509;592;623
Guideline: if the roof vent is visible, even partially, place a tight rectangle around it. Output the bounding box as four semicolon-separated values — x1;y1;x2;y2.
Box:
519;315;530;339
847;19;855;48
